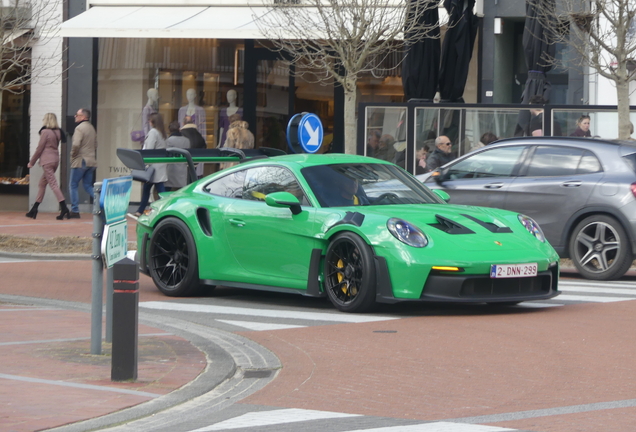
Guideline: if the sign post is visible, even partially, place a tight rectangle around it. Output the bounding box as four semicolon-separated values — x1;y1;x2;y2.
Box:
93;176;133;349
90;183;104;355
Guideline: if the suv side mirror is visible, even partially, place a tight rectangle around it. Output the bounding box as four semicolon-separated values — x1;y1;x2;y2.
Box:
430;169;445;185
265;191;302;215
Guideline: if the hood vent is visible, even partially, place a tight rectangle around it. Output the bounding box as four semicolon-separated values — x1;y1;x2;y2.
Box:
461;214;512;233
430;215;475;234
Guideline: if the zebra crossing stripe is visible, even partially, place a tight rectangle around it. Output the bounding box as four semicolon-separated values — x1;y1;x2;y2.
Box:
346;422;517;431
216;319;306;331
559;280;636;288
140;301;398;323
187;408;361;431
555;294;635;303
558;285;636;296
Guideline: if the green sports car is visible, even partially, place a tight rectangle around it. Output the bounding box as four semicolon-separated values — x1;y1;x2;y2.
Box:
132;151;560;312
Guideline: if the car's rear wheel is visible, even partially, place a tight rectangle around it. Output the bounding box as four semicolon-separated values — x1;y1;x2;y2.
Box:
324;232;376;312
148;218;200;296
569;215;633;280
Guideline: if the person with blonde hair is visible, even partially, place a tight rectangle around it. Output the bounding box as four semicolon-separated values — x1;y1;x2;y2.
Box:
570;115;592;137
220;114;254;169
26;113;69;220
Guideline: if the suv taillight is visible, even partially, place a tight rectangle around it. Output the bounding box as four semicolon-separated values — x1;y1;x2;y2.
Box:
632;183;636;198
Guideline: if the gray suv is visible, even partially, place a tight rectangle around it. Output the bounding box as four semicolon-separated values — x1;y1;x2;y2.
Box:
419;137;636;280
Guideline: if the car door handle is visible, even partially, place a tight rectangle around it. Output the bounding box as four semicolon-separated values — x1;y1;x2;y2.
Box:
484;183;504;189
229;219;245;227
562;181;582;187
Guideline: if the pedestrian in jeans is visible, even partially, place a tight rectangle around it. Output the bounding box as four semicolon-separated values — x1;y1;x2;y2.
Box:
69;108;97;219
135;113;168;216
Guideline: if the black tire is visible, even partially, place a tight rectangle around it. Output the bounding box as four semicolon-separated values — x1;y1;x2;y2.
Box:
569;215;633;281
324;232;377;312
148;218;200;296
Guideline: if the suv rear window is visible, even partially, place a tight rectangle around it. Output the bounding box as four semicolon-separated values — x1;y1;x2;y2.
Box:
623;153;636;173
526;146;601;176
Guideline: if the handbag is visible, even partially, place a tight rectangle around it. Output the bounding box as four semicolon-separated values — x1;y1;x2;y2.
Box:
130;130;145;142
131;165;155;183
130;110;145;142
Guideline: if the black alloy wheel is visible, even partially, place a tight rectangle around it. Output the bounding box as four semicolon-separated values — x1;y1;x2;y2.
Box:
148;218;200;296
569;215;633;280
324;232;377;312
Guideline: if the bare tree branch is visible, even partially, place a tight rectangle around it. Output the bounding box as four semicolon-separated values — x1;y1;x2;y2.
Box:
0;0;64;95
253;0;443;153
533;0;636;138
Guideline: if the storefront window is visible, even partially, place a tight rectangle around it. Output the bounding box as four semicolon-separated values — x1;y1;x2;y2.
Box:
0;87;29;196
255;59;289;152
97;38;245;185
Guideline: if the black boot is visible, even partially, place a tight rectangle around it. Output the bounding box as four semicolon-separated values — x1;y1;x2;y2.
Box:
56;200;70;220
25;202;40;219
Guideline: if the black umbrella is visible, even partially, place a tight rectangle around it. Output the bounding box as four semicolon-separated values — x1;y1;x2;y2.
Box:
402;0;441;101
438;0;479;102
515;0;556;135
520;0;556;104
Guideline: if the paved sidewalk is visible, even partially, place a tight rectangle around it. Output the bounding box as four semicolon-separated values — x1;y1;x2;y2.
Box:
0;211;217;432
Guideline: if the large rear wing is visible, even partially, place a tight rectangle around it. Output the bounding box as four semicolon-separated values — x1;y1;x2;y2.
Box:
116;147;287;185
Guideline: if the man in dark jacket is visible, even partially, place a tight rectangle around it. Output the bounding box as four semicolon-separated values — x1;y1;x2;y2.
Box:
180;115;206;149
426;136;454;171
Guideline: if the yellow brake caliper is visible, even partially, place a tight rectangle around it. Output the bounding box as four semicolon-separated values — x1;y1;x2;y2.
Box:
336;259;346;294
336;259;358;296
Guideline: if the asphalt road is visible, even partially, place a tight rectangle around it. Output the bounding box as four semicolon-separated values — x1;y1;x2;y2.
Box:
3;258;636;432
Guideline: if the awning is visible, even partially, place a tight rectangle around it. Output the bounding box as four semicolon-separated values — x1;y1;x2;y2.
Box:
59;6;270;39
60;5;451;40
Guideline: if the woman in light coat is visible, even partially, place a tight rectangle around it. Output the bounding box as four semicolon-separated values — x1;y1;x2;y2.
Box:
25;113;70;220
135;113;167;216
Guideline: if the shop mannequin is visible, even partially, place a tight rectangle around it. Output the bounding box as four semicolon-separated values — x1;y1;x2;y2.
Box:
142;88;159;136
218;89;243;147
178;88;206;140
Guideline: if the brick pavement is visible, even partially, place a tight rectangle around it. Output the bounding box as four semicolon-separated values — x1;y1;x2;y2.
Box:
3;210;636;432
240;301;636;431
0;211;206;432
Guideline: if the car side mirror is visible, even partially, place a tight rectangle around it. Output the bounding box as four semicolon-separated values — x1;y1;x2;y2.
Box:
265;191;302;215
432;189;450;203
430;169;444;185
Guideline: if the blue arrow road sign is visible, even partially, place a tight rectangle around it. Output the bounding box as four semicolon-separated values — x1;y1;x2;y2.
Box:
298;113;323;154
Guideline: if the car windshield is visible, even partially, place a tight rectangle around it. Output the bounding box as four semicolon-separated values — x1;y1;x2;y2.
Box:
302;163;443;207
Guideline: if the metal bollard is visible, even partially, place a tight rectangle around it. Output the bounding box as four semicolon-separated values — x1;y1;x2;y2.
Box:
111;257;139;381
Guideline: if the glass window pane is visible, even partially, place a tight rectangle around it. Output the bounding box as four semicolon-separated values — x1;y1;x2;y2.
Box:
243;166;310;206
526;146;584;177
203;170;246;198
302;163;441;207
577;151;602;174
447;146;526;179
364;107;407;166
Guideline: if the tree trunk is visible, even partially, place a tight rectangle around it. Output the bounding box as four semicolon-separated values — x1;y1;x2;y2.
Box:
343;83;357;155
616;78;631;140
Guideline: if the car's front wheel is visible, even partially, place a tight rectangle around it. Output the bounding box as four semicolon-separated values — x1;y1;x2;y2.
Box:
148;217;200;296
324;232;377;312
569;215;633;280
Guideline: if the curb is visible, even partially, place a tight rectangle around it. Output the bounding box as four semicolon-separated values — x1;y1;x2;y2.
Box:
0;250;91;260
0;294;281;432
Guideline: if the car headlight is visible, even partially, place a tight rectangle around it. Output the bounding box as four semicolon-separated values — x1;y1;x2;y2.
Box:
387;218;428;247
518;214;545;242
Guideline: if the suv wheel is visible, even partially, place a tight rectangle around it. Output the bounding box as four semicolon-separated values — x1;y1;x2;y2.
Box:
569;215;633;280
